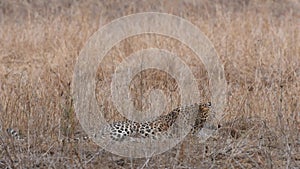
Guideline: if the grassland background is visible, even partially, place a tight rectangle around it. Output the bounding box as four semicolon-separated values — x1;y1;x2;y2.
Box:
0;0;299;168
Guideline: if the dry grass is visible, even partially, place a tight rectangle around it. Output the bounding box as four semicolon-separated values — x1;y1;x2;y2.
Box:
0;0;299;168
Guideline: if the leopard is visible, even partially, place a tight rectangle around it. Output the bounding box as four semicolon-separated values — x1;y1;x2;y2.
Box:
108;102;212;141
6;102;211;142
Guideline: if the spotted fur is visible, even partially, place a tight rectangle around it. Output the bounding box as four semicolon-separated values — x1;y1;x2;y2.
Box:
109;102;212;141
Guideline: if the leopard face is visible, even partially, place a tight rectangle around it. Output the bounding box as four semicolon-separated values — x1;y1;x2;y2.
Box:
192;102;211;134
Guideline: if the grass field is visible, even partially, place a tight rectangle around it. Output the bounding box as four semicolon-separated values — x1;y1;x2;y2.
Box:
0;0;299;168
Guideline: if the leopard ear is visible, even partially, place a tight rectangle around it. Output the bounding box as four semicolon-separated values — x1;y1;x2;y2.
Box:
207;102;212;107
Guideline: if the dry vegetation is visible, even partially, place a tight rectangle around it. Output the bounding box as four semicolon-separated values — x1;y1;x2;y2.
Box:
0;0;299;168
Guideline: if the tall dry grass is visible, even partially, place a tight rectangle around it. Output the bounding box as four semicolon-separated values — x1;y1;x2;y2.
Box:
0;0;299;168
